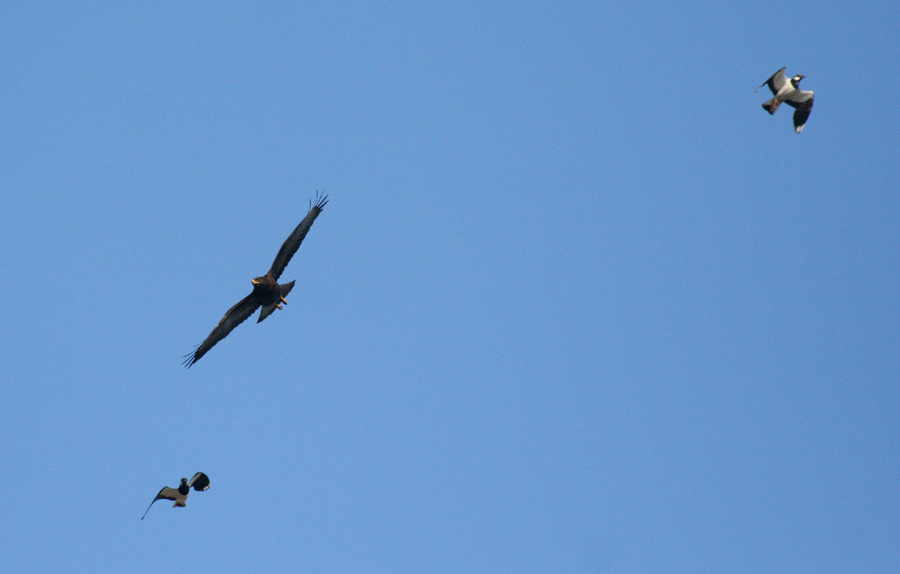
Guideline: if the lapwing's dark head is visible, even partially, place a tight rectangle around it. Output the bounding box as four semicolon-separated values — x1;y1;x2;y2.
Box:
793;74;805;82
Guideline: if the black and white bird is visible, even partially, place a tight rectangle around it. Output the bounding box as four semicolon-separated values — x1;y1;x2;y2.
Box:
142;472;210;520
755;67;814;133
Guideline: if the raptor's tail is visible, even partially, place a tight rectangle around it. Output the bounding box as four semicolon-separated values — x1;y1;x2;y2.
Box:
258;281;296;323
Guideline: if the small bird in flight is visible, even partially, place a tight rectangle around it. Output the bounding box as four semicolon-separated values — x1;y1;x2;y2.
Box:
183;193;328;367
142;472;210;520
756;67;814;133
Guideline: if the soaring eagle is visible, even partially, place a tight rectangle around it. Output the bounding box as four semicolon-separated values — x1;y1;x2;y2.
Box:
142;472;210;519
183;193;328;367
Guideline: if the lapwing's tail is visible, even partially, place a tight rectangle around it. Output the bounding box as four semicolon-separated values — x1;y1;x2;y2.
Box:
761;98;781;115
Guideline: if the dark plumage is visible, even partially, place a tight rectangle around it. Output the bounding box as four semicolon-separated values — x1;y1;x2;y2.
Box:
142;472;210;520
183;193;328;367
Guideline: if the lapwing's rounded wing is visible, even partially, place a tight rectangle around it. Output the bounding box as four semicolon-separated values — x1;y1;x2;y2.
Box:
268;192;328;281
188;472;210;491
784;91;814;134
755;67;787;95
183;294;261;368
141;486;180;520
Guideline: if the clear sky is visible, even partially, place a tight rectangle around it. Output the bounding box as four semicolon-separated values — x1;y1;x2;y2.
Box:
2;2;899;572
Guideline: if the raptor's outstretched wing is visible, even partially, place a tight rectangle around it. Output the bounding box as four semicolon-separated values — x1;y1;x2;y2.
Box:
183;293;260;368
268;192;328;281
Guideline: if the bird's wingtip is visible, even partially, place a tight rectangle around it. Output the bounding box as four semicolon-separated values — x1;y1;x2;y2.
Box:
313;190;329;211
181;349;199;368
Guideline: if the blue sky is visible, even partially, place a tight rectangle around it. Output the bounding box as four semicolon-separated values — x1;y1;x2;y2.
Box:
2;2;899;572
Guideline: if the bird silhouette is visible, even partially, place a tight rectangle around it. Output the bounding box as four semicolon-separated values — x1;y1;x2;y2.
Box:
142;472;210;520
756;67;814;133
183;193;328;367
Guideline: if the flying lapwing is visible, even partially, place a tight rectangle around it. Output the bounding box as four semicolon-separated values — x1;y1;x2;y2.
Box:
755;67;814;133
142;472;210;520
